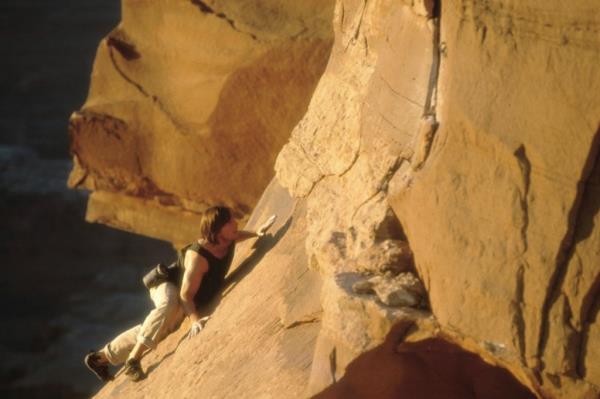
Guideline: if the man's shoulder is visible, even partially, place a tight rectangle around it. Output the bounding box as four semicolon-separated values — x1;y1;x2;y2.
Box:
183;250;209;274
183;240;206;254
183;242;209;263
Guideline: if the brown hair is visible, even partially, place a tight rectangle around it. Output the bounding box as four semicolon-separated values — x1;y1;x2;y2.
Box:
199;206;232;244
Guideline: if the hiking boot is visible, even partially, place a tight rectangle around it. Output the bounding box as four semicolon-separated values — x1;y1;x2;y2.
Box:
124;358;145;382
84;351;113;382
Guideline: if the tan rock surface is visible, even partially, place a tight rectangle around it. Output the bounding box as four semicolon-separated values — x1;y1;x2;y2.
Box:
76;0;600;398
276;0;600;397
387;1;600;397
69;0;334;243
94;180;323;398
276;0;438;396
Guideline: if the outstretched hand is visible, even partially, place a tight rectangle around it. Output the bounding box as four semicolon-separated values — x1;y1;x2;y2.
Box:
256;214;277;237
188;316;210;339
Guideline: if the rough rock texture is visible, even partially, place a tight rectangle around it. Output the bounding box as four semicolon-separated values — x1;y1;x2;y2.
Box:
275;0;439;394
388;1;600;397
274;0;600;397
69;0;334;244
79;0;600;398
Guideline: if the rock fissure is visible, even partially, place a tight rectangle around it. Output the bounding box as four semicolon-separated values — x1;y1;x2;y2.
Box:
573;127;600;379
107;43;193;136
424;1;441;119
578;289;600;378
339;1;345;30
379;76;424;109
513;145;531;360
107;44;149;97
344;0;368;50
283;315;322;330
106;36;140;61
537;127;600;371
190;0;259;41
337;126;363;179
353;0;368;41
350;158;403;223
514;263;527;362
329;347;337;383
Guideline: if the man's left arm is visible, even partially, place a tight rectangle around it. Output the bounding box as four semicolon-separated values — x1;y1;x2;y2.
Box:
235;230;259;242
235;215;277;242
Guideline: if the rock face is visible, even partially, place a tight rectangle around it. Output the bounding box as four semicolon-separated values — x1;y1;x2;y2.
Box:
77;0;600;398
68;0;334;244
388;1;600;397
275;0;600;397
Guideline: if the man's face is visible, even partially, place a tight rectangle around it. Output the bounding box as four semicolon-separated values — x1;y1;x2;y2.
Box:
217;218;238;242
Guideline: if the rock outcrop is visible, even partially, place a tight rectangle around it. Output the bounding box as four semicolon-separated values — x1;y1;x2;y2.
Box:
74;0;600;398
68;0;335;244
277;0;600;396
388;1;600;397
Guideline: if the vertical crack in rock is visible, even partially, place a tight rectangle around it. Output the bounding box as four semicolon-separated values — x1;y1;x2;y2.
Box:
514;145;531;361
106;36;140;60
107;44;148;97
537;126;600;371
340;1;345;30
353;0;368;40
106;41;193;135
575;125;600;378
514;264;527;361
423;0;442;119
350;158;404;222
190;0;258;41
344;0;368;50
329;347;337;383
514;146;531;255
336;125;363;180
578;289;600;377
379;76;425;109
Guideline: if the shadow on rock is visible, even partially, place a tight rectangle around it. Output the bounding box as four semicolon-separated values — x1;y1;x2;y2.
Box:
312;321;536;399
212;216;293;310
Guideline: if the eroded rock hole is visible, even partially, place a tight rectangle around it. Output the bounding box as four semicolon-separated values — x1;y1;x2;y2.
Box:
352;209;429;310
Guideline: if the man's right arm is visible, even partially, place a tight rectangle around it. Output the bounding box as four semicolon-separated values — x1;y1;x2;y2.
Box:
179;249;208;323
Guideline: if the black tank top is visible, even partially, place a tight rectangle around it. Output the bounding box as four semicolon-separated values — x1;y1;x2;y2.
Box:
186;241;235;306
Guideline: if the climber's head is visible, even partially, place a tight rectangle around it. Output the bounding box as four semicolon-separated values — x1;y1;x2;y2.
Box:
199;206;237;244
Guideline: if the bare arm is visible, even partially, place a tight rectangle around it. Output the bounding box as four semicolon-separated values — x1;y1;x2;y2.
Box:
235;215;277;242
179;250;208;323
234;230;258;242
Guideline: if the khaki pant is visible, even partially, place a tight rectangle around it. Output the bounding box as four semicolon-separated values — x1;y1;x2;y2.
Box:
102;282;185;365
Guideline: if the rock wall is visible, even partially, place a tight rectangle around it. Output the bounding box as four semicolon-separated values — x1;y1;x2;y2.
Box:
276;0;600;397
68;0;334;244
388;1;600;397
77;0;600;398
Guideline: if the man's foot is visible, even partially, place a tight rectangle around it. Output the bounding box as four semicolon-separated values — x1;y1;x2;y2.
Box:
124;358;146;382
84;351;113;382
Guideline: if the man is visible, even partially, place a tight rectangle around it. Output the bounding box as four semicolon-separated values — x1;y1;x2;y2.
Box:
84;206;276;382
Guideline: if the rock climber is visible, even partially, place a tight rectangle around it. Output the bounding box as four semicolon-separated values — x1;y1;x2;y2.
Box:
84;206;276;382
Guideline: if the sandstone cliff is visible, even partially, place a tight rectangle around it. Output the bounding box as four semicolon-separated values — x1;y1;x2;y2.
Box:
72;0;600;398
68;0;334;244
